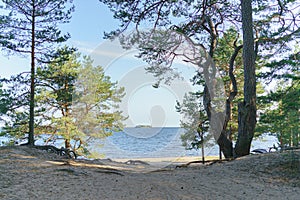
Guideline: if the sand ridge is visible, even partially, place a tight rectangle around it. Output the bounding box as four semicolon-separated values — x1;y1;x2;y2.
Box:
0;146;299;199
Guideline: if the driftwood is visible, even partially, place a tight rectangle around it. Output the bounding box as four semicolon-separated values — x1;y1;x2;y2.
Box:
32;145;77;159
176;158;235;168
125;160;150;165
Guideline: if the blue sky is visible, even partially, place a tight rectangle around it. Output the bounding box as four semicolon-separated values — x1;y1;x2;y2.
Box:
0;0;116;76
0;0;198;127
61;0;120;53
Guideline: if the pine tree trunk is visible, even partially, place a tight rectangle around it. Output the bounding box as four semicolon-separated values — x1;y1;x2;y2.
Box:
235;0;257;157
28;1;36;146
65;139;71;149
217;130;233;158
216;99;233;158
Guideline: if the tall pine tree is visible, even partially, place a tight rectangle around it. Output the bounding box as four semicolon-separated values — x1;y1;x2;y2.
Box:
0;0;74;145
100;0;299;157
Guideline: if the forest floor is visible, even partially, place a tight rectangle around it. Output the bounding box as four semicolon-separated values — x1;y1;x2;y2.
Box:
0;146;299;200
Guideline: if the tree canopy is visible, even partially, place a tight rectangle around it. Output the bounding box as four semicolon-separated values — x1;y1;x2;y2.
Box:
0;0;299;159
1;49;127;155
100;0;300;157
0;0;74;145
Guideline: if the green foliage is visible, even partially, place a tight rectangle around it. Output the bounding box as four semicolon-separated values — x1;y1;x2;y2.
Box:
0;0;74;145
181;28;249;148
34;48;80;149
0;48;127;155
2;111;29;138
0;73;31;138
176;92;212;150
213;28;244;138
36;47;80;121
0;15;13;49
1;0;74;58
257;38;299;146
257;79;300;147
101;0;299;156
35;50;127;154
72;56;126;138
0;83;10;117
100;0;239;46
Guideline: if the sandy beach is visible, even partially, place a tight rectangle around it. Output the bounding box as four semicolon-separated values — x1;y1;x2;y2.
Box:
0;146;299;199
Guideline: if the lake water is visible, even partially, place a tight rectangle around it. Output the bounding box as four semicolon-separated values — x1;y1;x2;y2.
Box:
92;127;279;159
0;127;279;159
98;127;202;159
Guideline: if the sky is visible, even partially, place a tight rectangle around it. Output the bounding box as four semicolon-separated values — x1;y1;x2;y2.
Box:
0;0;199;127
0;0;117;76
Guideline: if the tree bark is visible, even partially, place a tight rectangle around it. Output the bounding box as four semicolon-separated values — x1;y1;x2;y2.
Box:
217;130;233;158
28;1;36;146
203;16;236;158
65;139;71;149
217;44;243;158
235;0;257;157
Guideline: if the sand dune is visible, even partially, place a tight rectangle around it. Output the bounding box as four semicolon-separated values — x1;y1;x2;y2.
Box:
0;146;299;199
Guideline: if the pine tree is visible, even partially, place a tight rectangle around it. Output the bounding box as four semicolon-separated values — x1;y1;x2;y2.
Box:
72;56;127;147
36;51;126;154
100;0;300;157
0;73;31;138
258;80;300;147
0;0;74;145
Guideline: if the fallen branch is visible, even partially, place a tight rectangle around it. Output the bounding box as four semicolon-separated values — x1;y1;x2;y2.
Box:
176;158;235;168
32;145;77;159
